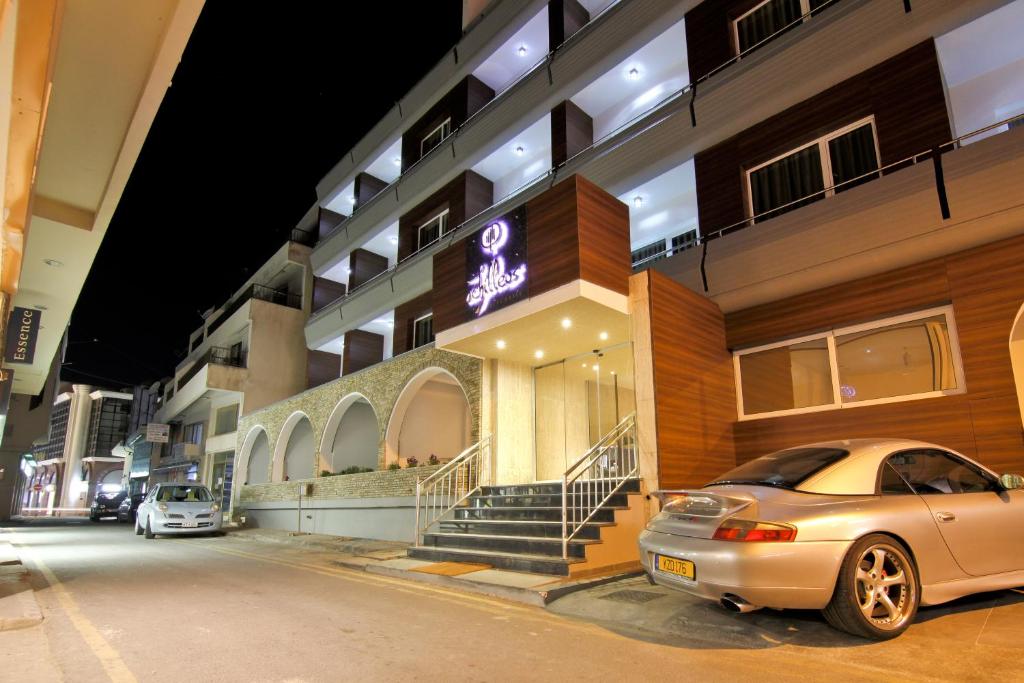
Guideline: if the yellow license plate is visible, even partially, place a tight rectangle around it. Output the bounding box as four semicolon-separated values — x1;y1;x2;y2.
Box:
655;554;695;580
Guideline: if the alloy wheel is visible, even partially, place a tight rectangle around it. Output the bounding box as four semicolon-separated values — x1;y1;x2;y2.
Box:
854;543;916;631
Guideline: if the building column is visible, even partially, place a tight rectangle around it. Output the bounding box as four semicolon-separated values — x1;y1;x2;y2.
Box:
550;99;594;167
59;384;93;510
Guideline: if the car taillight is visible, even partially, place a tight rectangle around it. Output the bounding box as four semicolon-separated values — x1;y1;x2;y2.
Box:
713;518;796;542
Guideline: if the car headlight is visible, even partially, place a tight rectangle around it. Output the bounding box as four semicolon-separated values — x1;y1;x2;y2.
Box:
158;503;168;512
210;503;220;512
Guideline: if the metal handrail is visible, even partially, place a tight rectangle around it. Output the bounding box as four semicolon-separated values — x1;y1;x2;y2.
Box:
561;413;637;559
414;436;492;546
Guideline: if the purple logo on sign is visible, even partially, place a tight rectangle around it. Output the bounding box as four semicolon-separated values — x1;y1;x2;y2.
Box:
467;220;527;316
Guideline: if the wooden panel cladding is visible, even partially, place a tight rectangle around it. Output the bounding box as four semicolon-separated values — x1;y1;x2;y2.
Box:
342;329;384;375
348;248;389;290
400;75;495;171
432;174;631;335
397;170;494;262
684;0;763;81
549;0;590;49
311;277;346;314
317;207;345;239
729;233;1024;474
725;259;951;349
695;40;952;233
306;350;340;390
551;100;594;167
353;172;388;211
393;291;433;357
644;270;737;488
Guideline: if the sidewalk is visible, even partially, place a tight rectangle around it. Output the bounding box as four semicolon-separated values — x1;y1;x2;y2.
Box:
0;534;43;632
228;527;639;607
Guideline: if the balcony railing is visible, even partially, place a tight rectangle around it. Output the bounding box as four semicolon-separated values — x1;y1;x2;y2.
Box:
291;226;318;247
176;345;247;391
206;283;301;337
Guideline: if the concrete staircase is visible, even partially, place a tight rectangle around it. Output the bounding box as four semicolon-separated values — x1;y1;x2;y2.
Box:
407;479;643;576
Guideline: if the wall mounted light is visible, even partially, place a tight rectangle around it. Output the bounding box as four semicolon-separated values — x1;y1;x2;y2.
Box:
393;157;402;166
633;196;643;209
627;67;641;81
388;235;399;245
534;349;544;359
43;258;63;268
517;45;527;57
514;145;525;156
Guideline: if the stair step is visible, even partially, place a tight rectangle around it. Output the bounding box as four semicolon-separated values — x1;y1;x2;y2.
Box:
479;478;640;497
467;492;633;508
423;531;594;558
407;546;581;576
453;506;622;522
438;519;610;539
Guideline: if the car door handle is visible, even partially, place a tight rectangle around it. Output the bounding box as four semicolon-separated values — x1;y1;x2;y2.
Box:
936;512;956;523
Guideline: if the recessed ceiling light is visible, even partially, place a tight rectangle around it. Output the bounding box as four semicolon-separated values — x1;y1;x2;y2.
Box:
514;145;525;156
43;259;63;268
393;157;402;166
582;363;588;368
592;365;600;372
560;318;572;329
610;370;616;376
496;339;506;350
347;196;356;204
534;349;544;359
345;268;352;275
633;196;643;209
599;331;609;341
388;236;399;245
627;67;641;81
387;321;394;327
517;45;527;57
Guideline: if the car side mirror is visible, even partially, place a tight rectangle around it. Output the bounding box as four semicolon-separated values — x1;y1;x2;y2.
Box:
999;473;1024;490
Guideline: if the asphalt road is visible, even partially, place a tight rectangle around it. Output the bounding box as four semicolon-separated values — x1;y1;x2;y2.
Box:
1;520;1021;682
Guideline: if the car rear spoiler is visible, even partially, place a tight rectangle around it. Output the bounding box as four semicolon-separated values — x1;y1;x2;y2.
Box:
651;489;756;518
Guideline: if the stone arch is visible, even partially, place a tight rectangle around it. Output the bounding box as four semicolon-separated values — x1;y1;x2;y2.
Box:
1012;303;1024;431
385;367;472;467
274;411;315;481
239;425;271;486
320;393;381;473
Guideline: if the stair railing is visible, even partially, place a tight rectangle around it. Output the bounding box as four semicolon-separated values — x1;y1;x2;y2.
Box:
561;413;638;559
414;436;492;546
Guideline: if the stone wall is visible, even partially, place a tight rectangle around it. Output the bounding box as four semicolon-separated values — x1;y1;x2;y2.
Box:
239;464;443;503
235;344;482;484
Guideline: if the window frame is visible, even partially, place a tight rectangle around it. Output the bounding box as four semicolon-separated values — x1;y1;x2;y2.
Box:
416;209;451;251
420;118;452;157
733;305;966;421
732;0;828;57
744;116;880;222
412;313;434;349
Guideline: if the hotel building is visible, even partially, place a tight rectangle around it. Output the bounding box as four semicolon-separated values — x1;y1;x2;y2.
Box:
235;0;1024;575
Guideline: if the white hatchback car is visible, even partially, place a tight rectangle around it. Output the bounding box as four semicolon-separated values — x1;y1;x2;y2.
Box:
135;483;223;538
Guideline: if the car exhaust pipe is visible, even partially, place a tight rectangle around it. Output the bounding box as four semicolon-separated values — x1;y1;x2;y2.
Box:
720;594;761;614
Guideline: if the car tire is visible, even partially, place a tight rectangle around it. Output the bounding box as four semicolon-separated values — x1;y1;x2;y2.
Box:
89;514;99;522
144;518;155;540
822;533;919;640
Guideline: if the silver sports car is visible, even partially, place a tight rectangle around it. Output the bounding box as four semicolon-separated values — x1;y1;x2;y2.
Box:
638;439;1024;640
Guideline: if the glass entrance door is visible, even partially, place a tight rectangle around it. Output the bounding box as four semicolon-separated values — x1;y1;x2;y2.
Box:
534;343;635;481
210;451;234;511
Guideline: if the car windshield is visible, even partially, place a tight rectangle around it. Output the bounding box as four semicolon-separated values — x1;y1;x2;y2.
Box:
706;447;849;490
157;486;212;503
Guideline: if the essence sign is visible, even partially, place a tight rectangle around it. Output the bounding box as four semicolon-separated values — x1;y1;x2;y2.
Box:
466;207;527;317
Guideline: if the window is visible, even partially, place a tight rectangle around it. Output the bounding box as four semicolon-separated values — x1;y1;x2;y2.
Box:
879;463;915;495
708;447;849;489
733;0;833;56
413;314;434;349
183;422;204;445
886;451;996;494
214;404;239;436
417;209;451;250
734;306;965;419
420;118;452;157
747;117;880;223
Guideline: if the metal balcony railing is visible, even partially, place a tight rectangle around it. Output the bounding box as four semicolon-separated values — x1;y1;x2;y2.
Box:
176;345;247;391
205;283;300;337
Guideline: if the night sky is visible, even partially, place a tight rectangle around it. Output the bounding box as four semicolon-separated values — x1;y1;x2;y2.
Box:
64;2;463;389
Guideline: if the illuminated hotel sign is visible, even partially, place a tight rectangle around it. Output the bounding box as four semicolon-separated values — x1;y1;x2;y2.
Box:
466;207;527;316
4;307;41;364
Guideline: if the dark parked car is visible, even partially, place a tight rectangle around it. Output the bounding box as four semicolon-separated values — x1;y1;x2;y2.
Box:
90;490;127;521
117;493;146;523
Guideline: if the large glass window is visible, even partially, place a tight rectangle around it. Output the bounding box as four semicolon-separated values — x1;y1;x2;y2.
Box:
417;209;451;250
747;118;879;223
734;0;834;55
420;118;452;158
735;307;964;419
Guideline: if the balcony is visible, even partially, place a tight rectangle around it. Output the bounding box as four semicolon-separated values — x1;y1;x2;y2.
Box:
177;346;247;390
206;284;300;337
169;442;201;462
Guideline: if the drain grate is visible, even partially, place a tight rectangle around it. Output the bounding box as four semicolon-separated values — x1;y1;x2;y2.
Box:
599;589;665;604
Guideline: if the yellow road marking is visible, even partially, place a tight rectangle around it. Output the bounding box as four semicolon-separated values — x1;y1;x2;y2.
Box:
14;536;137;683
